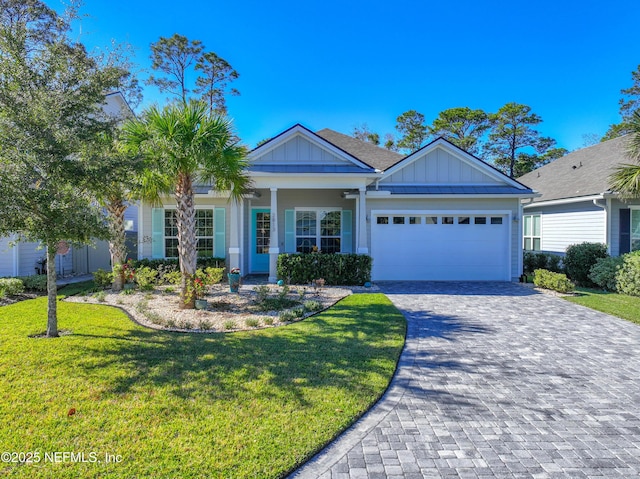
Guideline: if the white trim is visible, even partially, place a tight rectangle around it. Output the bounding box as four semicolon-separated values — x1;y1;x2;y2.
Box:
523;213;542;252
366;193;537;199
371;209;512;216
523;194;605;208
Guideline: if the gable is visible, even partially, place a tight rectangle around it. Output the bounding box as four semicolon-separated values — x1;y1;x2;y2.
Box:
381;144;503;186
248;125;375;173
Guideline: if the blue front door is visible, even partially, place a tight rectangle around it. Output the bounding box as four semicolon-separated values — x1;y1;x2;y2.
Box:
251;209;270;273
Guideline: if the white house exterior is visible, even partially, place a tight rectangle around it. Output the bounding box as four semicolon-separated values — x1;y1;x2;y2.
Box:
0;92;137;278
518;135;640;256
137;124;536;282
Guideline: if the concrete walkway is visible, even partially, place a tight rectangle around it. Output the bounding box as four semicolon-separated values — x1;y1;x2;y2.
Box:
290;282;640;478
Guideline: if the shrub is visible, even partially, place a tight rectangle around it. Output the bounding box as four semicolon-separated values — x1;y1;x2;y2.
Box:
615;251;640;296
162;271;182;286
0;278;25;297
245;318;260;328
534;269;575;293
197;318;213;330
278;310;296;323
203;267;224;284
263;317;274;325
18;275;47;292
523;251;564;274
131;257;225;272
303;300;323;312
254;285;270;303
564;242;608;286
588;256;624;292
277;253;372;285
223;320;236;330
134;266;158;291
92;290;107;303
93;269;113;289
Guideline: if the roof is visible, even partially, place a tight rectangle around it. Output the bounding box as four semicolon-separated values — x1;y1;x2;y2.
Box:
315;128;403;171
370;185;532;195
250;164;371;174
517;135;631;203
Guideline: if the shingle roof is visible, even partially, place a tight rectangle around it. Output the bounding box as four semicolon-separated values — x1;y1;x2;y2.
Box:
315;128;403;171
517;135;632;203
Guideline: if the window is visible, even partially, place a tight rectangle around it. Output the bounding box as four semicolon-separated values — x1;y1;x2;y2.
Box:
393;216;405;225
443;216;454;225
376;216;389;224
474;217;487;225
164;209;215;258
523;214;541;251
632;210;640;251
296;210;341;253
409;216;421;224
425;216;438;225
255;212;270;254
491;217;503;225
458;216;470;225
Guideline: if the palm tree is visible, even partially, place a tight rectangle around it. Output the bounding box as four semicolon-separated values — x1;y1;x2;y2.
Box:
123;100;250;308
609;111;640;199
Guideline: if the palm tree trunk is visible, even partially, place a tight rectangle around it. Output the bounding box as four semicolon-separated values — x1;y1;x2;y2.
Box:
46;243;58;337
106;198;128;291
175;172;197;309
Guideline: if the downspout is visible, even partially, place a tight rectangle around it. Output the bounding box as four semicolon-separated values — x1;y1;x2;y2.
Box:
593;197;609;254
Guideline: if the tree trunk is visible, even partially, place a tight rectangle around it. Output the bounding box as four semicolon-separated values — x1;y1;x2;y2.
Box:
106;198;128;291
175;172;197;309
46;243;59;337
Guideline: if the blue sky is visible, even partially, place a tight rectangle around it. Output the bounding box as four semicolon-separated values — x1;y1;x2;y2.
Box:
50;0;640;151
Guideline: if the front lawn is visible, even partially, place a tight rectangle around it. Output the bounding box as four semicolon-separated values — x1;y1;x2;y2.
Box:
565;288;640;325
0;293;406;478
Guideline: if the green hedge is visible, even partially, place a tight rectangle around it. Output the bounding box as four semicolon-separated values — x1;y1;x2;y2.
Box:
588;256;624;292
131;257;226;271
17;275;47;292
564;242;608;286
277;253;372;285
534;269;575;293
616;251;640;296
0;278;25;297
523;251;564;274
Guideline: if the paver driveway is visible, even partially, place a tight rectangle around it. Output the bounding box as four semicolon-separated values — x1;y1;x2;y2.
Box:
291;282;640;479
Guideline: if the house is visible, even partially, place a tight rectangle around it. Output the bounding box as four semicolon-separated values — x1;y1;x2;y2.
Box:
517;135;640;257
0;92;137;278
137;124;536;282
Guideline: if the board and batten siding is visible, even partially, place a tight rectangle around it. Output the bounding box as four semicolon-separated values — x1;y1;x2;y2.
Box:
381;147;503;185
532;202;605;254
251;135;353;166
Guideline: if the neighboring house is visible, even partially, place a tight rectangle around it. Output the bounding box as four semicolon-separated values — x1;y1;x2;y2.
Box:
518;135;640;257
0;92;137;278
137;124;536;282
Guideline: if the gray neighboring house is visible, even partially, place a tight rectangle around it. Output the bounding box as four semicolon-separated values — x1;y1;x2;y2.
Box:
518;135;640;256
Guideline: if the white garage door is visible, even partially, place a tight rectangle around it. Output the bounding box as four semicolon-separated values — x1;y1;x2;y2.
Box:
371;212;510;281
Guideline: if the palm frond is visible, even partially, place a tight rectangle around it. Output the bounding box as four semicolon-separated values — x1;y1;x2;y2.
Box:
610;163;640;200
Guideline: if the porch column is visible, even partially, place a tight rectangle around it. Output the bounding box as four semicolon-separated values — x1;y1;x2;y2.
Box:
357;187;368;254
268;188;279;282
229;199;241;272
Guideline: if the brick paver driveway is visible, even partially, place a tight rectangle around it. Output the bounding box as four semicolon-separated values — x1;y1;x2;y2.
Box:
291;282;640;479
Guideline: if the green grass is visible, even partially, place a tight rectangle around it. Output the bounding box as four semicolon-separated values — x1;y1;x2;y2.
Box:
565;288;640;325
0;293;405;478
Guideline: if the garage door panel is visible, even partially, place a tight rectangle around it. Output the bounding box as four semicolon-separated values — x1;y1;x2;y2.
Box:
371;213;509;281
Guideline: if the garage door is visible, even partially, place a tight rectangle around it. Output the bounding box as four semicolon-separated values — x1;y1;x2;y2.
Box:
371;212;510;281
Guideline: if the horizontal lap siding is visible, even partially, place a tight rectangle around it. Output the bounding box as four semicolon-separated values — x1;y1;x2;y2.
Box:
537;205;605;253
0;237;14;276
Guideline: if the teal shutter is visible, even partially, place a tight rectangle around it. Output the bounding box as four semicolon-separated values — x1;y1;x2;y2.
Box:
341;210;353;253
151;208;164;258
214;208;226;258
285;209;295;253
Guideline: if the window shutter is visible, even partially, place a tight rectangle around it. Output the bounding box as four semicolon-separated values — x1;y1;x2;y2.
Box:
341;210;353;253
214;208;226;258
620;208;631;255
285;209;295;253
151;208;164;259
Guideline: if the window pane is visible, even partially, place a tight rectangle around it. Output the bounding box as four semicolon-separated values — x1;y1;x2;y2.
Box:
491;217;503;225
443;217;454;225
165;238;178;258
296;211;316;236
164;210;177;237
425;216;438;224
524;216;531;236
409;216;420;224
533;238;541;251
320;237;341;254
458;216;470;225
256;212;270;254
195;210;213;237
393;216;405;224
524;238;532;250
474;217;486;225
376;216;389;224
197;238;214;257
320;211;341;236
296;237;316;253
632;210;640;251
533;215;541;236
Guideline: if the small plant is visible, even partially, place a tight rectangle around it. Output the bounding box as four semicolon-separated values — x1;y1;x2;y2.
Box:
197;318;213;330
312;278;325;294
0;278;24;297
534;269;575;293
92;290;107;302
92;269;113;289
164;318;177;328
245;318;260;328
113;259;136;285
179;319;194;330
223;320;236;330
292;307;305;318
164;286;175;294
144;311;163;324
144;292;154;300
120;288;135;296
116;298;124;305
263;317;274;325
203;267;224;284
254;284;270;303
303;300;323;312
278;310;296;323
135;299;148;313
135;266;158;291
277;284;290;301
162;271;182;286
298;287;307;300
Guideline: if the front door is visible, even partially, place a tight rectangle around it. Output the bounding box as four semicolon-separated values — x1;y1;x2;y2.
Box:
251;209;270;273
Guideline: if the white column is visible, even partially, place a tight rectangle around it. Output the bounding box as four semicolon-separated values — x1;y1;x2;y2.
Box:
357;187;368;254
229;199;241;272
268;188;280;282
